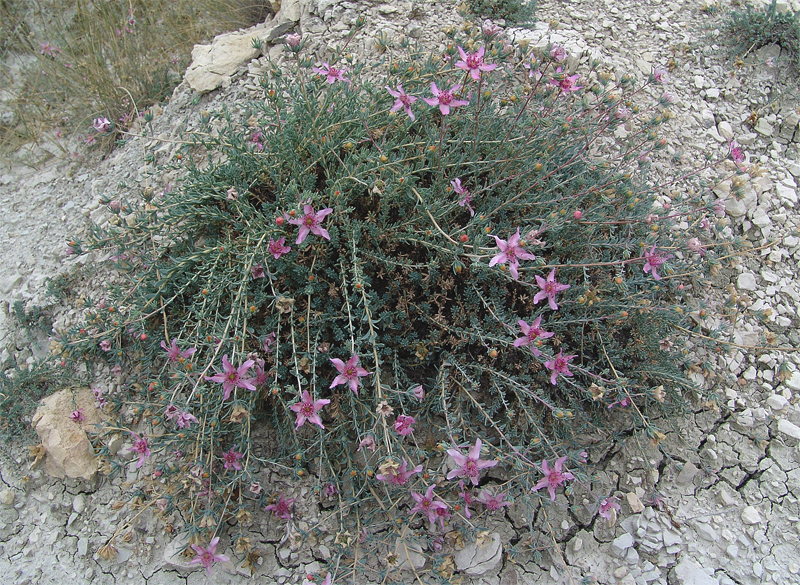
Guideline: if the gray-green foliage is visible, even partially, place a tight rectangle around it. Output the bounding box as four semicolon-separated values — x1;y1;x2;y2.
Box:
725;0;800;68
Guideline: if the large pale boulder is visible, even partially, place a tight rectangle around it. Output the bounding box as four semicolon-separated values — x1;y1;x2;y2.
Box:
32;387;106;481
184;17;295;93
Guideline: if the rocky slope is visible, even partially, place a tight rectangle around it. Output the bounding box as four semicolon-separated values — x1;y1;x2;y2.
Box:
1;0;800;584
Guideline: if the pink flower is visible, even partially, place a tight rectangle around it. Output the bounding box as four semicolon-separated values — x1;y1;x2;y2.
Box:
99;340;112;352
412;385;425;402
329;354;371;395
410;484;448;525
423;82;470;116
268;236;291;259
252;358;269;387
160;338;196;363
286;33;302;49
458;480;475;518
290;390;330;429
434;506;451;530
175;410;198;429
513;316;554;356
533;269;571;311
549;44;568;62
686;237;705;256
189;537;229;575
598;496;621;521
643;244;670;280
455;46;497;81
288;204;333;244
550;71;582;93
544;349;576;385
477;489;512;511
488;228;536;280
222;447;243;470
729;140;745;164
226;187;239;201
265;493;296;520
313;62;350;84
70;409;85;423
357;435;377;452
38;41;60;57
386;84;418;121
263;332;276;353
375;458;423;486
482;20;502;38
532;457;574;500
205;355;256;400
652;67;670;84
451;178;474;216
249;482;263;495
446;438;498;486
92;117;111;133
131;432;150;469
394;414;415;436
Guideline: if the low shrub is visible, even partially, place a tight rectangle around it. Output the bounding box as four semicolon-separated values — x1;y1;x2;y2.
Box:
724;0;800;68
465;0;536;25
61;17;741;579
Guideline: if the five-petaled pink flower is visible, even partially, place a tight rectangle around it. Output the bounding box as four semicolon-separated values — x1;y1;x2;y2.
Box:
550;70;582;94
477;489;512;511
38;41;60;57
205;354;256;400
70;409;85;424
313;62;350;84
160;338;196;363
410;485;448;525
290;390;330;429
446;438;498;486
386;84;418;121
375;458;423;486
451;178;474;216
455;46;497;81
268;236;291;259
532;456;574;500
598;496;621;521
265;493;296;520
288;204;333;245
222;447;243;470
534;269;571;311
130;432;150;469
99;339;112;352
643;244;670;280
488;228;536;280
544;349;576;385
189;537;229;575
424;83;470;116
550;44;568;62
513;316;554;356
394;414;415;436
330;354;371;395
